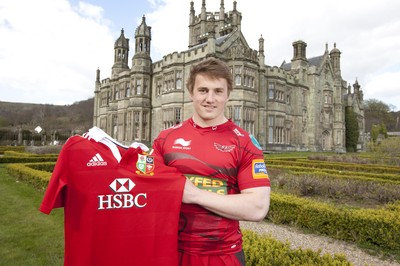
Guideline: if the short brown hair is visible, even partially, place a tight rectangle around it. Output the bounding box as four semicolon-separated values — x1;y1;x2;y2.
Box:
186;57;233;95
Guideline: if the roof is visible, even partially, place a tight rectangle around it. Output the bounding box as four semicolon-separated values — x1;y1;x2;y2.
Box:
281;55;324;71
187;34;230;51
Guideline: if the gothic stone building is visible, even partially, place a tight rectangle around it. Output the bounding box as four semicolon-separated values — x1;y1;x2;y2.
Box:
93;0;366;152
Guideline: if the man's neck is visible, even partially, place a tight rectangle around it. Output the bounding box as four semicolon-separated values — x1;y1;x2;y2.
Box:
191;115;228;128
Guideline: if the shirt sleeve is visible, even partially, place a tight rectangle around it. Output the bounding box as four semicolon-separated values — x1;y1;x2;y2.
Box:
237;134;270;191
39;139;71;214
151;132;166;163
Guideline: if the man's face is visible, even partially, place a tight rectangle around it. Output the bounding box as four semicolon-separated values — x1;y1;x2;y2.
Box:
190;73;229;127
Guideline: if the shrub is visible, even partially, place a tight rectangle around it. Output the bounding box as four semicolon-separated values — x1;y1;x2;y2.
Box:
242;230;351;265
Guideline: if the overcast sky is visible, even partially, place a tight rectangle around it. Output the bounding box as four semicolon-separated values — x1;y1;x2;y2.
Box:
1;0;399;110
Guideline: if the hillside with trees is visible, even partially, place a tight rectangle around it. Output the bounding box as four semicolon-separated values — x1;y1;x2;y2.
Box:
0;98;93;145
0;98;93;130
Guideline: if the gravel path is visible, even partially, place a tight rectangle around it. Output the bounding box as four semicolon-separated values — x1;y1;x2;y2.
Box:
240;221;399;266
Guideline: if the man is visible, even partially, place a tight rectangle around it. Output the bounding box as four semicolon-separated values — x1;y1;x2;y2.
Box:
152;57;270;266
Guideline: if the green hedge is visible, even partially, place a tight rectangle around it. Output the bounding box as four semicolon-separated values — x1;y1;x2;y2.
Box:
266;158;400;175
0;156;58;163
242;230;351;266
268;192;400;250
25;162;55;173
268;164;400;184
5;163;51;191
0;146;26;154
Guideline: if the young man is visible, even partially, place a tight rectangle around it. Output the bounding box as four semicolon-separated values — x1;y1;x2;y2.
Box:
152;57;271;266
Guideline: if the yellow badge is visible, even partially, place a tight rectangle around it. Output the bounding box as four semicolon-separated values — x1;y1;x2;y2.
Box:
252;159;269;179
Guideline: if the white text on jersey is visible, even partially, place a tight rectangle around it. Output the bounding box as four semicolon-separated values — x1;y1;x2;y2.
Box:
87;153;107;167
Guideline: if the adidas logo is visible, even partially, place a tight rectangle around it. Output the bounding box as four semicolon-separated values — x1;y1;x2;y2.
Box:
87;153;108;167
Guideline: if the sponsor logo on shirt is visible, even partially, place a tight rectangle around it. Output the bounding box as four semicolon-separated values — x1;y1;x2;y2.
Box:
172;138;192;150
250;135;263;150
252;159;269;179
87;153;107;167
185;174;227;195
214;142;236;152
109;178;135;193
136;154;155;175
98;178;147;210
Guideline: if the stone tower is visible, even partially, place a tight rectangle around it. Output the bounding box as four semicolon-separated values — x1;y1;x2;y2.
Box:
112;29;129;76
188;0;241;48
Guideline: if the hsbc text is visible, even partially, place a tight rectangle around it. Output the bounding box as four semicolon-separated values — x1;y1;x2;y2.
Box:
98;193;147;210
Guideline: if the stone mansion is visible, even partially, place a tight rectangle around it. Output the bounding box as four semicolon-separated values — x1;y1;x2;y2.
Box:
93;0;365;152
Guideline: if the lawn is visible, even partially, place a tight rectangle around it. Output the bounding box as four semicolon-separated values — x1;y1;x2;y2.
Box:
0;165;64;266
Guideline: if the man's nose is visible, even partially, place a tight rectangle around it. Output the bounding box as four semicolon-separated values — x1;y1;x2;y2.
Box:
206;91;215;101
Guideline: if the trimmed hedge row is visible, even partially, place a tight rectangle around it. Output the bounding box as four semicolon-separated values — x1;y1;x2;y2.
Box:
242;230;351;266
266;158;400;175
268;192;400;250
3;151;58;157
25;162;55;173
0;151;58;164
0;146;25;154
267;163;400;184
5;163;51;191
0;156;58;164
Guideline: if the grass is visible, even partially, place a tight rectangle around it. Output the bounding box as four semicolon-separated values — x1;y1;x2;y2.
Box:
0;164;64;266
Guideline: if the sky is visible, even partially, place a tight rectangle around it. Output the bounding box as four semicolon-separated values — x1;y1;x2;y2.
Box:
0;0;399;111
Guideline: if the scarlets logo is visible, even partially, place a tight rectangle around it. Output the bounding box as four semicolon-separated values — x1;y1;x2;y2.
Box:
214;142;235;152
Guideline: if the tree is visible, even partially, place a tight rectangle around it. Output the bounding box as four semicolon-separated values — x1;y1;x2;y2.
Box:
364;99;394;133
371;123;388;143
345;107;359;152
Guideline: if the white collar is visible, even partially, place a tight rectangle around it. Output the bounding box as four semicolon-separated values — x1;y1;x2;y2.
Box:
87;127;124;162
87;127;150;162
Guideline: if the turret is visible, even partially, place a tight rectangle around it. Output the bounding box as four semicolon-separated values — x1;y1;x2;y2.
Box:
219;0;225;21
93;68;101;127
131;15;152;95
353;79;363;101
258;35;265;66
112;29;129;75
133;16;151;60
207;14;216;55
330;43;341;77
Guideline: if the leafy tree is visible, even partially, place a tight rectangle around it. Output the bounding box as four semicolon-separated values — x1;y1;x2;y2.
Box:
345;107;359;152
363;99;394;133
370;123;388;143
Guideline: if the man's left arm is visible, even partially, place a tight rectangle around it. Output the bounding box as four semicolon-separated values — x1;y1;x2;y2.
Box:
182;179;270;221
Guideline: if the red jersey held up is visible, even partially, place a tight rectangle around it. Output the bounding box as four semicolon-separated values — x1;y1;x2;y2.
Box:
40;127;185;266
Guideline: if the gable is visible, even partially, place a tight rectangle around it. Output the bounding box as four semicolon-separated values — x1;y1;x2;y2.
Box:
219;31;258;62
